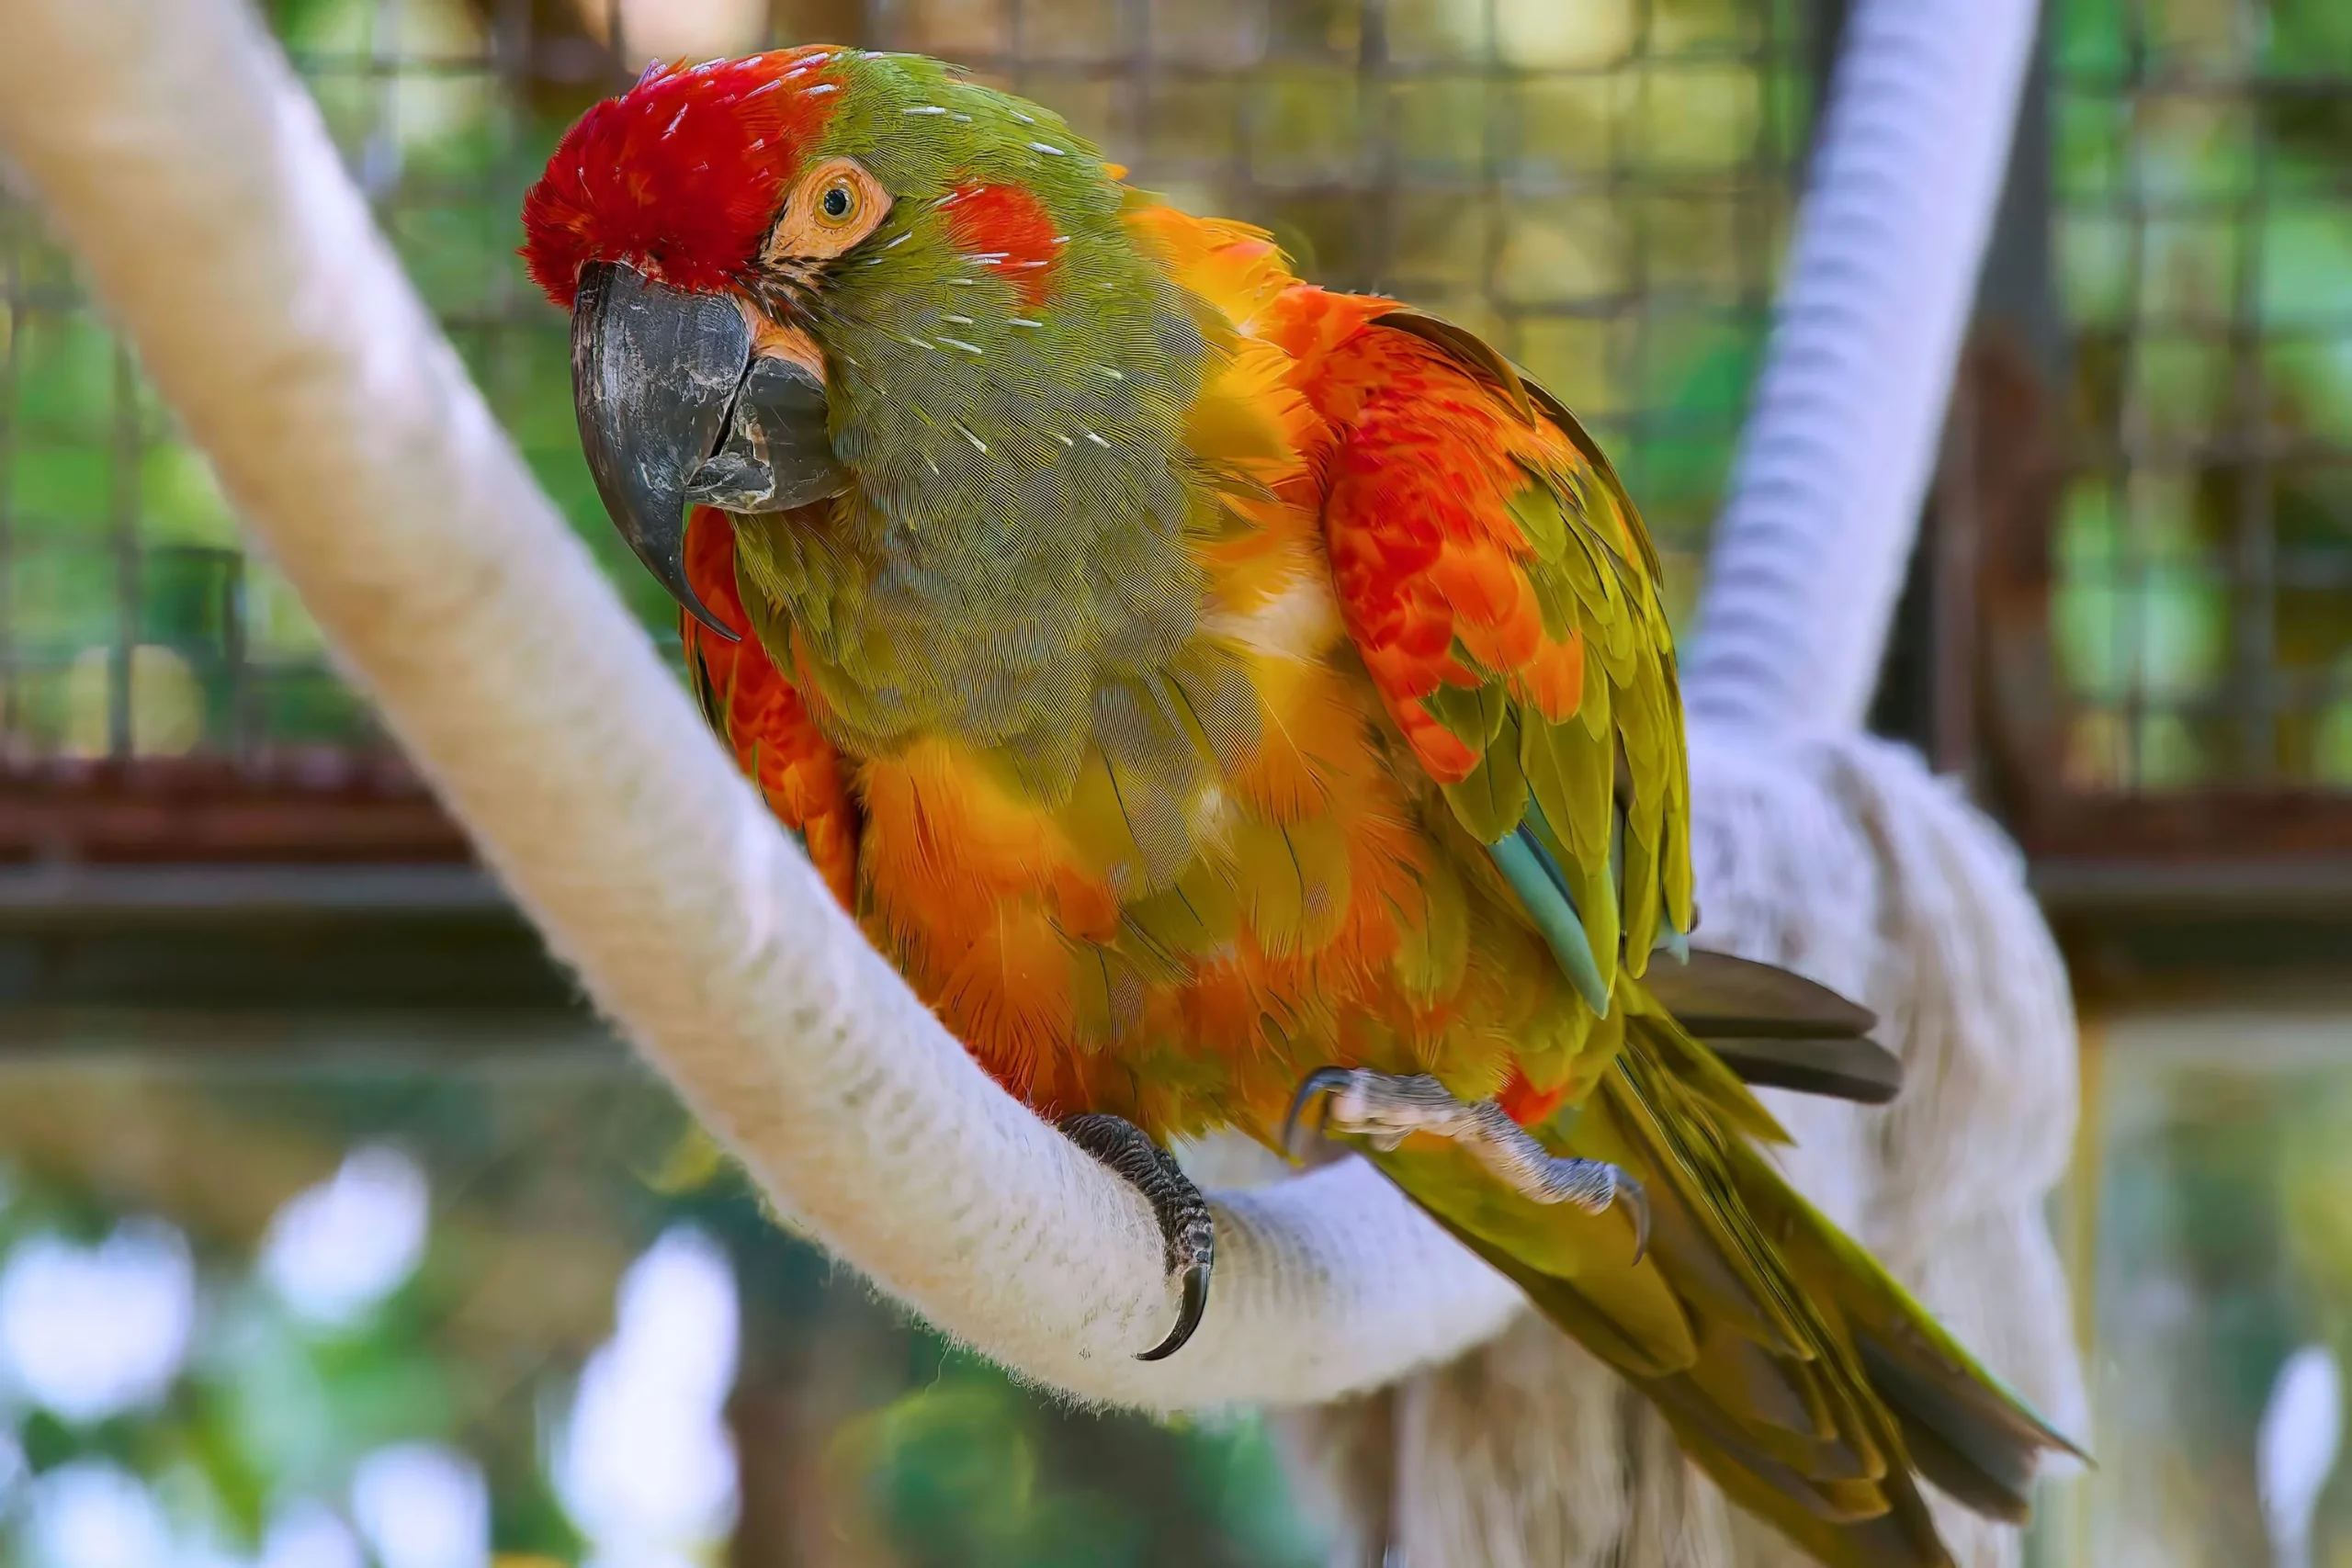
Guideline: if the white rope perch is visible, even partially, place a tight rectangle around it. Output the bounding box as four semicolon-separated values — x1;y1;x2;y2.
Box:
0;0;1524;1408
1684;0;2043;736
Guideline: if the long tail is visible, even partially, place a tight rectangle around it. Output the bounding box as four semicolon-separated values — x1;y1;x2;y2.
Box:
1352;982;2080;1568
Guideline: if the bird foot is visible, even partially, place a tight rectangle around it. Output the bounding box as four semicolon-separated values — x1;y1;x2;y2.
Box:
1058;1112;1214;1361
1283;1068;1649;1263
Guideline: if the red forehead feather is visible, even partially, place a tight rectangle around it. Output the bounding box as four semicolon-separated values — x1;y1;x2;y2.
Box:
521;49;842;307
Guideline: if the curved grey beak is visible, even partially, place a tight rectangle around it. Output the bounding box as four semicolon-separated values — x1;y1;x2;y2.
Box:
571;261;747;638
570;261;853;641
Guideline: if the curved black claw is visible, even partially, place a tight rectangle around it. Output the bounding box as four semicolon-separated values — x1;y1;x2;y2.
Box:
1281;1067;1357;1161
1616;1170;1652;1267
1137;1255;1211;1362
1058;1112;1216;1361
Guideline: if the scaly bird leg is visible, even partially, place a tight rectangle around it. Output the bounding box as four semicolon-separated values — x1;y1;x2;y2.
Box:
1058;1112;1214;1362
1284;1069;1649;1264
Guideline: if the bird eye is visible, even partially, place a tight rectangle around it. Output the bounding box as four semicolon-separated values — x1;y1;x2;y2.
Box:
764;157;887;265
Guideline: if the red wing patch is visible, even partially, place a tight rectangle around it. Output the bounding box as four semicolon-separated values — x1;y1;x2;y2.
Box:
942;182;1061;307
1311;329;1589;784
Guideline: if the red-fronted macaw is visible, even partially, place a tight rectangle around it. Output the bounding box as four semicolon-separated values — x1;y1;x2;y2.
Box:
521;48;2078;1566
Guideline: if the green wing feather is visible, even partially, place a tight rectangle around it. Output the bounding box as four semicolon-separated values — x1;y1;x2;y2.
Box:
1335;314;2080;1567
1340;993;2083;1568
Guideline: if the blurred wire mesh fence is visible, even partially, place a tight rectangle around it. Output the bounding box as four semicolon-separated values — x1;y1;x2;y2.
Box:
2046;0;2352;802
12;0;2352;861
0;0;1814;846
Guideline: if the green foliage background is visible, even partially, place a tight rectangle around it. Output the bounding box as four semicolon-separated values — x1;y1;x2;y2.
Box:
2050;0;2352;790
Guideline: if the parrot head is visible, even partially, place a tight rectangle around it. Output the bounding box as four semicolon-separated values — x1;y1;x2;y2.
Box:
521;48;1207;651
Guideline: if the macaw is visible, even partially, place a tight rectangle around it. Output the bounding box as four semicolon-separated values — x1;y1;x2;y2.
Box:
521;48;2078;1566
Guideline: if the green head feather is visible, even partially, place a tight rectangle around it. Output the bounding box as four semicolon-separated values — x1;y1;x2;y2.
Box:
729;51;1223;793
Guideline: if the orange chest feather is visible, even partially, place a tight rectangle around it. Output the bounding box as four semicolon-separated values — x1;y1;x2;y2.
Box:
842;633;1584;1143
842;536;1433;1127
688;215;1603;1141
